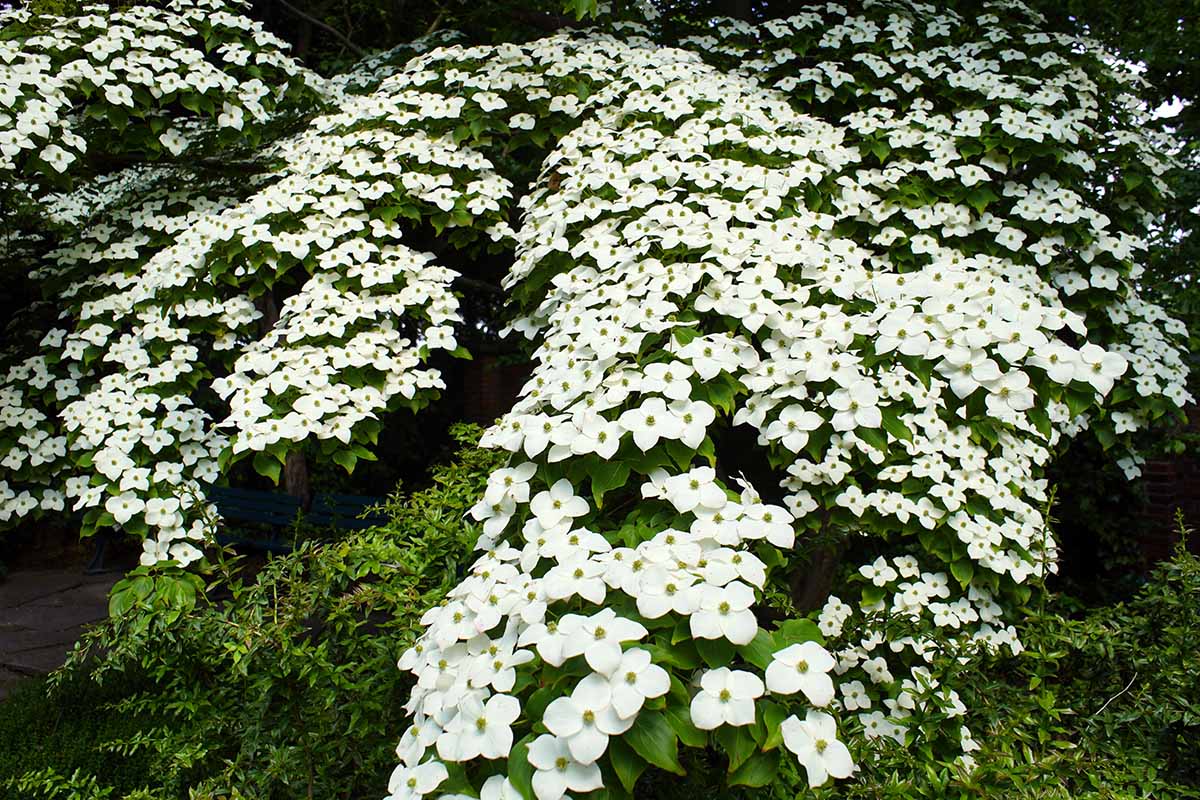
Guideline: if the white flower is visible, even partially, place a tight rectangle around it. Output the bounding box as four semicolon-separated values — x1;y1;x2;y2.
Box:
564;608;648;675
543;673;632;763
485;462;537;505
618;397;683;450
781;710;854;787
765;404;824;451
105;491;145;525
387;759;448;799
139;536;170;566
690;667;763;729
663;467;726;513
828;379;882;431
840;680;871;711
530;479;589;528
608;648;670;718
690;581;758;645
1077;343;1127;394
168;542;203;567
527;734;604;800
436;693;520;761
480;775;524;800
765;641;836;706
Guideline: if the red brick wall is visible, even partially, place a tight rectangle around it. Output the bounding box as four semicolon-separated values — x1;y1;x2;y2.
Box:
463;356;532;424
1138;405;1200;562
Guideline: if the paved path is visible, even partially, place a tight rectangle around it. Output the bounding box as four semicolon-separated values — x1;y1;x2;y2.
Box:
0;570;123;700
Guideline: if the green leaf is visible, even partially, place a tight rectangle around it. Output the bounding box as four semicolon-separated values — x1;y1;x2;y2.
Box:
589;460;630;508
608;736;648;792
252;450;281;484
950;559;975;588
1027;406;1052;439
664;705;707;748
159;575;197;612
866;138;890;163
108;588;136;618
672;326;701;346
1065;386;1095;419
332;450;358;474
861;584;886;606
776;618;823;646
737;629;776;671
508;735;535;800
716;724;757;772
761;701;788;751
704;375;737;414
565;0;599;20
880;407;913;442
623;712;684;775
131;576;154;600
966;185;1000;215
729;749;780;787
664;439;694;471
857;426;888;452
696;636;736;668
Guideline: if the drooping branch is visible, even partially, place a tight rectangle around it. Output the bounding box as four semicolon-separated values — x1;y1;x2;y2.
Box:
452;275;505;296
274;0;367;58
88;152;267;177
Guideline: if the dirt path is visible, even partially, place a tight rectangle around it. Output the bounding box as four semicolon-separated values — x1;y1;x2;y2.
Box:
0;570;123;700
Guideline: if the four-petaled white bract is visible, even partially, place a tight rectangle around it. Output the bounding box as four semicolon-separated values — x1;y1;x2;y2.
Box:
691;667;766;730
781;710;855;787
0;2;1193;799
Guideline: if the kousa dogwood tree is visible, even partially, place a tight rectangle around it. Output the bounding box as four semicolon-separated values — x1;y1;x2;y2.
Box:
0;0;1193;797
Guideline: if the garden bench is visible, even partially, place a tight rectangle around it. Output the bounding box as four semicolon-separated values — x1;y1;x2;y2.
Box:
85;489;389;572
209;487;389;553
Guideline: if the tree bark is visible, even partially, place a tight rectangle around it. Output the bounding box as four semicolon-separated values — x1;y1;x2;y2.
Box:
256;290;313;510
790;543;843;613
284;449;313;511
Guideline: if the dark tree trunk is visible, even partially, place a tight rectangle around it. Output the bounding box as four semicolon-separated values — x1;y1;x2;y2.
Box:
284;450;313;511
790;543;843;613
256;290;313;510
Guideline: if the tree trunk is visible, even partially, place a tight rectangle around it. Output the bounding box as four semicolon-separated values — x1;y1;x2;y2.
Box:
256;290;313;510
790;544;843;613
284;449;313;511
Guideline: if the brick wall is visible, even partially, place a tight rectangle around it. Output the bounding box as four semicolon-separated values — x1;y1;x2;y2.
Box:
462;356;532;424
1138;405;1200;562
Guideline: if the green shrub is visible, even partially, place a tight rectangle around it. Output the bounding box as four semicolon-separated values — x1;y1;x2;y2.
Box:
802;517;1200;800
0;671;161;796
7;434;1197;799
6;423;501;800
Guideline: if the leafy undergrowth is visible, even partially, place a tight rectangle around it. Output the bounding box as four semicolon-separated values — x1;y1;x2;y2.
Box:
3;477;1197;800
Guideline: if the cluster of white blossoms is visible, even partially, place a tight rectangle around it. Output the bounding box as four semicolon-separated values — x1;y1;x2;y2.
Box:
0;0;1191;795
387;2;1189;798
0;6;513;561
0;0;319;180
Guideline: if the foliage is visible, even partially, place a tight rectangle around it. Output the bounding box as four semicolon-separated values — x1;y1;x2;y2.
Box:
0;2;1194;800
0;671;162;797
16;423;502;799
804;518;1200;800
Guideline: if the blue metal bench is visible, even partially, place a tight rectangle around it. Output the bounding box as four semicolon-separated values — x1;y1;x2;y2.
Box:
209;487;389;553
82;488;389;571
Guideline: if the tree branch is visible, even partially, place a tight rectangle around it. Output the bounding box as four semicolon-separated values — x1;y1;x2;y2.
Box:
275;0;367;58
89;152;266;176
508;8;585;33
453;275;506;296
